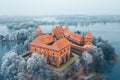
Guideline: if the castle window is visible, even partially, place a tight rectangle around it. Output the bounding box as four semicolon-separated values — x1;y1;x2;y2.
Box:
68;47;69;50
34;48;36;51
52;53;55;60
64;49;65;52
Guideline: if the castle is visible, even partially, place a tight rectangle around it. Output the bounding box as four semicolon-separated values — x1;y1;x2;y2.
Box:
30;25;93;67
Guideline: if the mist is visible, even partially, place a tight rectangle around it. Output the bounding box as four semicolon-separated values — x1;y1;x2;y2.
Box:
0;0;120;16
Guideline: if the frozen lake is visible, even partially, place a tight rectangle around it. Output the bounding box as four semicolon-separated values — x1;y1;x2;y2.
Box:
0;23;120;80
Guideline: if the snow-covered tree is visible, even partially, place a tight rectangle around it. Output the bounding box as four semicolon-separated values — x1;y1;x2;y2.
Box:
17;21;36;30
17;72;26;80
1;51;26;80
12;43;24;55
3;29;28;41
23;40;29;51
74;58;81;70
26;53;50;80
16;29;28;40
82;51;93;65
90;47;105;73
0;35;4;40
1;52;50;80
96;41;115;61
81;51;93;75
87;46;97;54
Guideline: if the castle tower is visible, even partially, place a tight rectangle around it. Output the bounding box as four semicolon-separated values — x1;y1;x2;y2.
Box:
53;25;64;39
36;26;42;36
64;26;69;32
84;32;93;45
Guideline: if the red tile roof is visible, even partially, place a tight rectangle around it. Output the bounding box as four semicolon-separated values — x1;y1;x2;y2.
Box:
64;31;82;44
30;34;70;51
55;25;64;31
32;34;55;44
84;32;93;39
64;26;69;31
52;38;70;50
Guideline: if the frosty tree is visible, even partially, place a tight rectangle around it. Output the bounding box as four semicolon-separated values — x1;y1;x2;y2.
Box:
81;46;105;75
82;51;93;65
81;51;93;75
96;41;115;61
1;52;50;80
1;51;26;80
26;53;50;80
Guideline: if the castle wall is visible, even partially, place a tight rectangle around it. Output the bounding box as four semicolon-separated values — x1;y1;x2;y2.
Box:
30;45;71;67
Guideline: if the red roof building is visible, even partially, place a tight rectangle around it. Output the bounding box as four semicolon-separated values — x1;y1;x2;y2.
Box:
30;25;93;67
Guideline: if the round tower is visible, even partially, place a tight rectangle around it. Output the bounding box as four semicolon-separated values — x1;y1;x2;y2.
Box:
64;26;69;32
84;32;93;45
36;26;42;36
53;25;64;39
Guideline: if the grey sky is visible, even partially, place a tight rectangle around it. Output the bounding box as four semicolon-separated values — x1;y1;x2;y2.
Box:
0;0;120;16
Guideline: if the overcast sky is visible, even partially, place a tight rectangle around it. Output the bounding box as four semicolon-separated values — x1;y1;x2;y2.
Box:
0;0;120;16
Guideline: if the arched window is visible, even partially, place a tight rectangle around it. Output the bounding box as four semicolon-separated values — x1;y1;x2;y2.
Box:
35;48;36;51
64;49;66;52
61;52;62;55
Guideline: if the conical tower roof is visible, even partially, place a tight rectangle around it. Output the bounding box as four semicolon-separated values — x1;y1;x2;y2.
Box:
64;26;69;31
84;32;92;38
36;26;42;32
36;26;42;36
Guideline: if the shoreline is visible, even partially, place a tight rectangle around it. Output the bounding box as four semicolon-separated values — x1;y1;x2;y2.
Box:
0;39;25;42
110;53;118;64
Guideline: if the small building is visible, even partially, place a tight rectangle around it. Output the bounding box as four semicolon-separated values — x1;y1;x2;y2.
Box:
64;26;93;51
64;28;83;45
